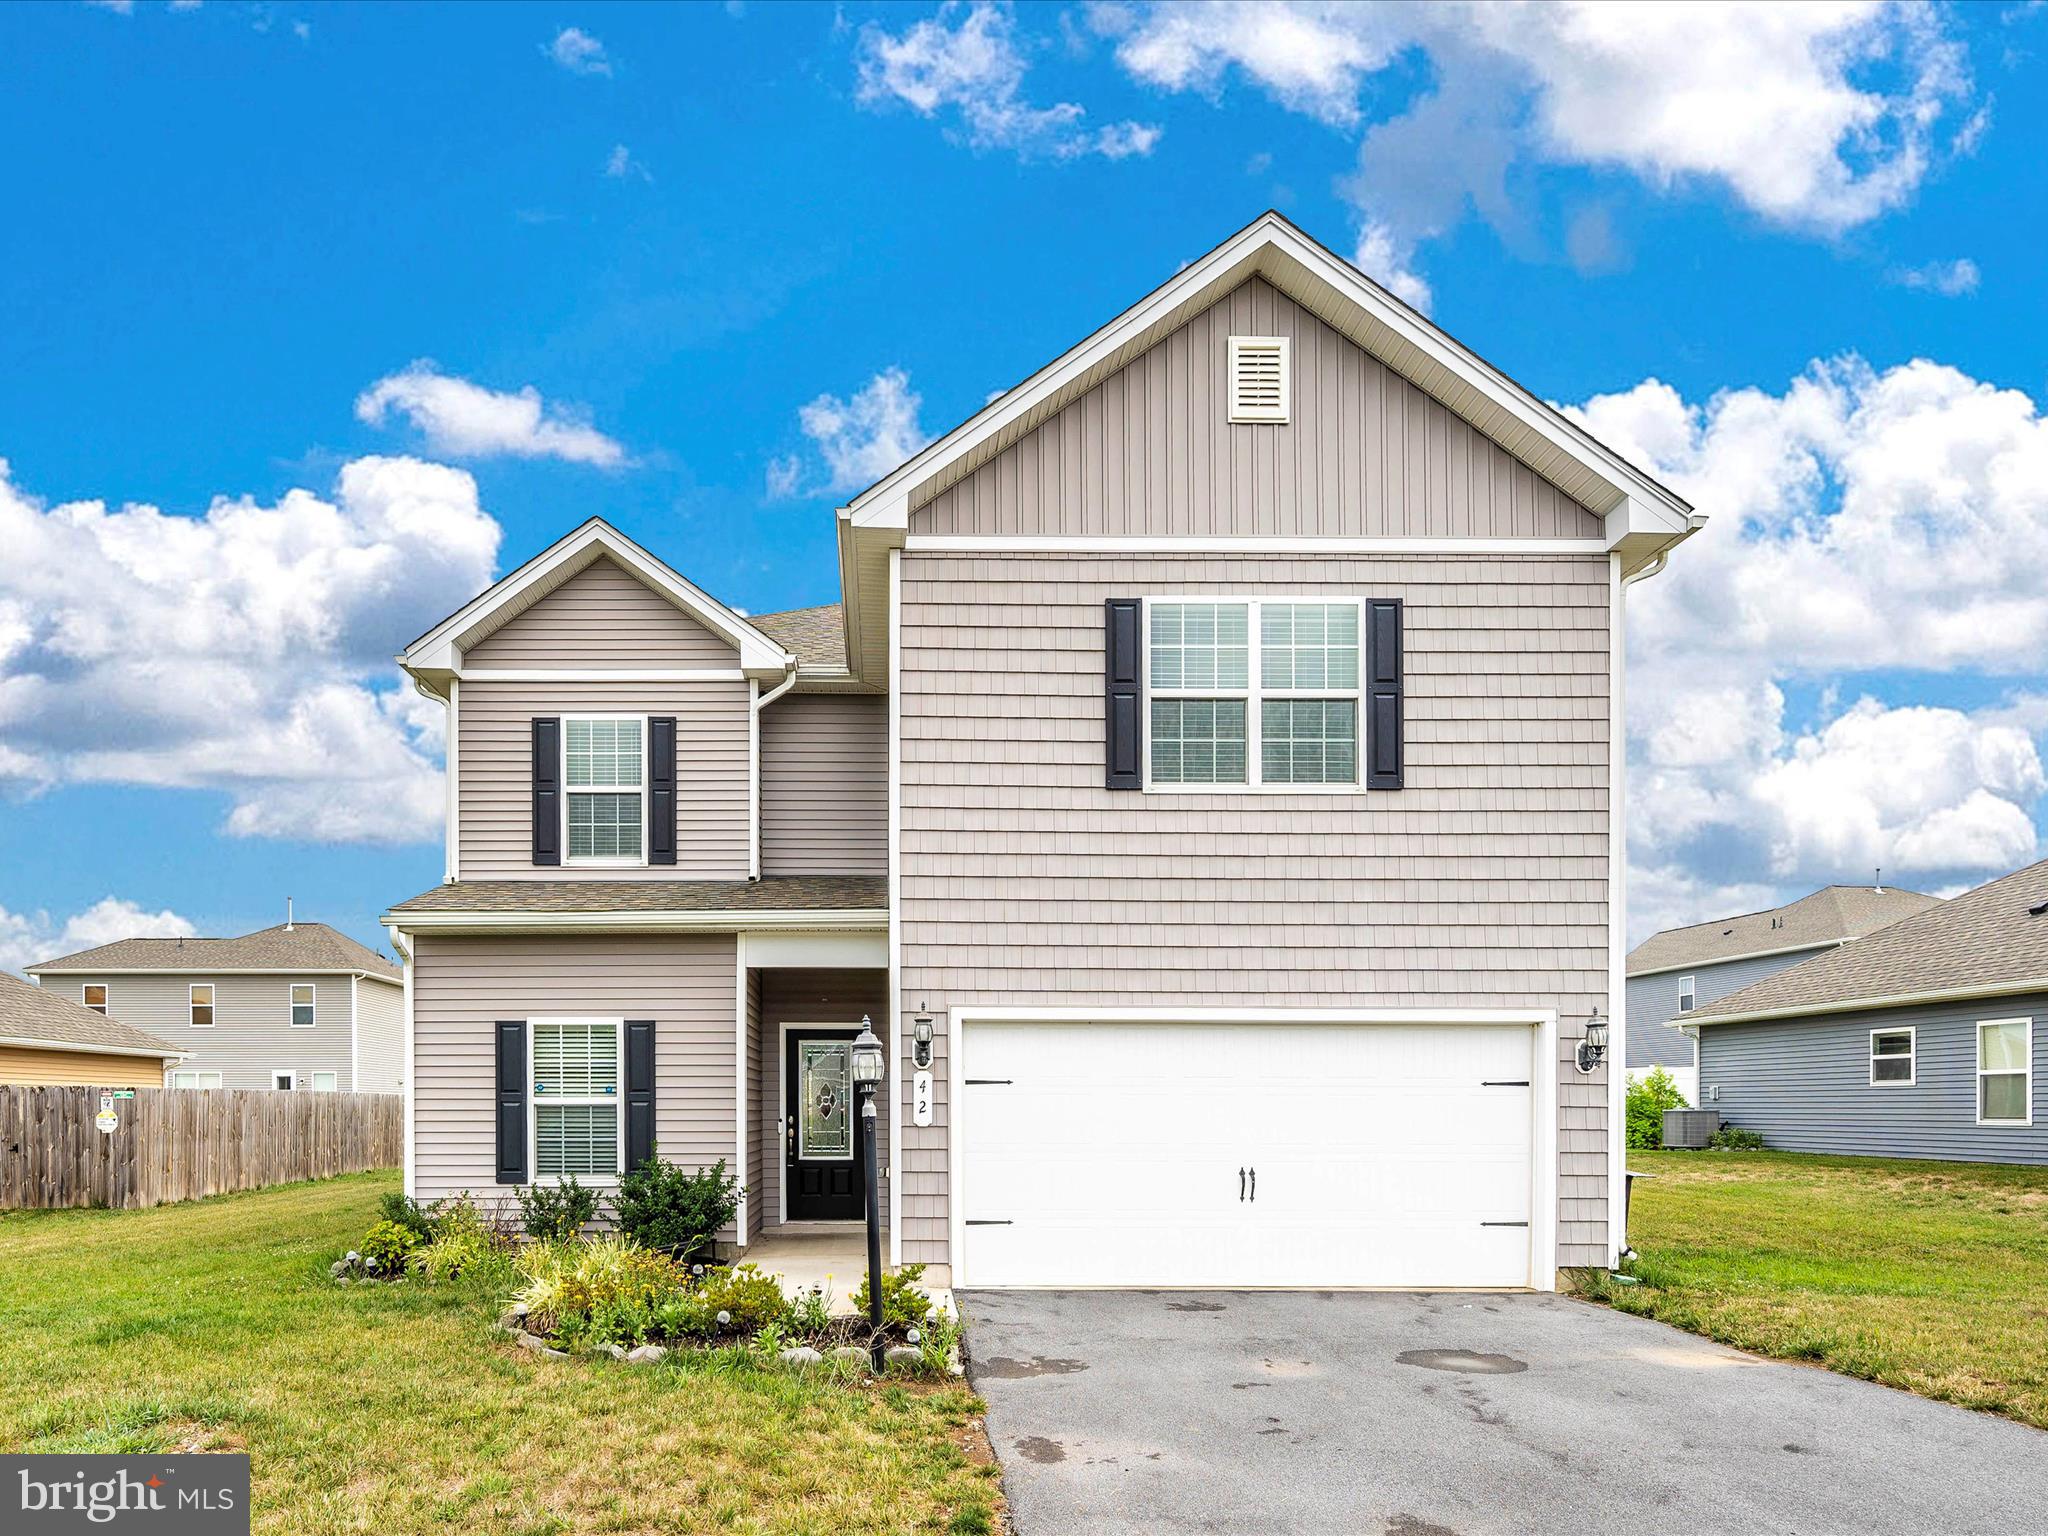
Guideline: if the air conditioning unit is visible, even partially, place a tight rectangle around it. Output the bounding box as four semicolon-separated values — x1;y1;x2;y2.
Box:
1662;1109;1721;1150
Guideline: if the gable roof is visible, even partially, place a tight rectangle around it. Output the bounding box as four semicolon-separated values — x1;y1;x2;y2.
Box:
400;518;794;698
0;972;182;1059
28;922;402;981
1690;860;2048;1025
1627;885;1941;978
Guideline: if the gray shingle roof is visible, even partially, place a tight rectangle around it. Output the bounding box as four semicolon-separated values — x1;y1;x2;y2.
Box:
1625;885;1939;977
0;972;182;1057
1691;858;2048;1023
387;876;889;916
30;922;401;980
754;604;846;669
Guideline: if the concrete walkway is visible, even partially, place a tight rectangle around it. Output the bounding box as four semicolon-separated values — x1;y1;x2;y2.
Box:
962;1289;2048;1536
747;1226;954;1318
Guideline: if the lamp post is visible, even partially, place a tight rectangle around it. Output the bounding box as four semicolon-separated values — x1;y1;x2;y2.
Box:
850;1016;887;1372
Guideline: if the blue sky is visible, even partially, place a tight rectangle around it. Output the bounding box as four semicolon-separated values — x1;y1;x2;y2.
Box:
3;0;2046;963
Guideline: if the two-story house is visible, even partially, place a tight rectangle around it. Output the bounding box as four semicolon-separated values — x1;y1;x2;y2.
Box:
387;212;1705;1289
1625;884;1938;1104
28;919;405;1093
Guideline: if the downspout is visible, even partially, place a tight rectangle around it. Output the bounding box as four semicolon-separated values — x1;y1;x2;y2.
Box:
748;660;799;881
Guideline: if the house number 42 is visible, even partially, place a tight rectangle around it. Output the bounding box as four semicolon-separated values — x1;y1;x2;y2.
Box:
912;1070;934;1127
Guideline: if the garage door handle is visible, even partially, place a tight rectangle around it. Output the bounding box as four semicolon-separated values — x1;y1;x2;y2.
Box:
1249;1167;1256;1202
1238;1167;1245;1202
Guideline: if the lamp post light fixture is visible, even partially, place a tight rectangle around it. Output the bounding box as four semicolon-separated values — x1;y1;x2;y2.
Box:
1576;1006;1609;1075
850;1017;887;1372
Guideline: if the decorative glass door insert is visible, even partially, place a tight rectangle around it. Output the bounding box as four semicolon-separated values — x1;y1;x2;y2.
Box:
799;1040;854;1160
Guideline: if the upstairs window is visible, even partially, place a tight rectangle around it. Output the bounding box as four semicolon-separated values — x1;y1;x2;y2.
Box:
1678;976;1696;1013
1869;1027;1915;1085
82;983;108;1015
1146;599;1361;790
532;1018;622;1179
189;983;215;1028
564;717;646;863
290;983;316;1028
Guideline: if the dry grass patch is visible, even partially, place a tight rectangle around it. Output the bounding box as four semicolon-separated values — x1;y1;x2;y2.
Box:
0;1172;1001;1535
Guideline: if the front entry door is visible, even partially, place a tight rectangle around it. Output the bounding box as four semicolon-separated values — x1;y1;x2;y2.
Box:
785;1029;863;1220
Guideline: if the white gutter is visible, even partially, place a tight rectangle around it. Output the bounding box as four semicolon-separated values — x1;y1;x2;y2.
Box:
1626;939;1840;981
1690;972;2048;1028
749;660;799;881
1620;548;1669;588
0;1034;187;1061
382;909;888;935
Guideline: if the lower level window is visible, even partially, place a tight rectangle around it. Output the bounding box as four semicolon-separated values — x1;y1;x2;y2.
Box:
1869;1028;1915;1085
1978;1018;2033;1124
310;1071;338;1092
532;1018;622;1178
272;1071;296;1091
171;1070;222;1090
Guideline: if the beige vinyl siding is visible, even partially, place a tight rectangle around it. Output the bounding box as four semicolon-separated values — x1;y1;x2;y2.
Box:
897;551;1613;1268
408;933;739;1213
0;1044;171;1089
914;277;1602;540
78;973;356;1092
456;679;750;880
745;969;765;1241
753;968;890;1231
353;977;405;1093
760;694;888;877
464;557;740;668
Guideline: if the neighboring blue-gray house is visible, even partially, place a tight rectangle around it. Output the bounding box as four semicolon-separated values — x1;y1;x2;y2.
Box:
1625;884;1938;1105
1690;858;2048;1164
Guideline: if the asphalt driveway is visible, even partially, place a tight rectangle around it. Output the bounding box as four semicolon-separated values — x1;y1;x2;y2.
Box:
962;1289;2048;1536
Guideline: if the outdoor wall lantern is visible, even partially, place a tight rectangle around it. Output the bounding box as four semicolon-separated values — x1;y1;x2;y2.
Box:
1575;1007;1609;1075
911;1010;935;1070
851;1017;887;1372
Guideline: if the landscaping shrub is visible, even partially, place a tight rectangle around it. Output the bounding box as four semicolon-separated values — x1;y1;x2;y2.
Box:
1626;1067;1689;1149
517;1176;600;1242
699;1264;791;1333
1708;1124;1767;1151
513;1234;685;1335
409;1196;511;1284
378;1192;440;1243
611;1154;740;1264
853;1263;934;1329
358;1220;422;1276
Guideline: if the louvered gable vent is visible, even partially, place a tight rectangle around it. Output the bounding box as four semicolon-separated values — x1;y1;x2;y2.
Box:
1228;335;1290;423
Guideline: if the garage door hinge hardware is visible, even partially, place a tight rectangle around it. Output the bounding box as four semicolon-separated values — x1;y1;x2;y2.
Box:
1481;1080;1531;1087
1480;1221;1529;1228
964;1078;1012;1086
965;1219;1013;1226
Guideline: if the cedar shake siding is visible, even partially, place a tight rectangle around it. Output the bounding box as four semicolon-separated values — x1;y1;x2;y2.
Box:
74;973;357;1091
896;551;1614;1268
915;277;1603;541
408;933;739;1211
760;693;888;878
354;978;405;1093
0;1046;168;1089
464;557;740;668
456;679;750;880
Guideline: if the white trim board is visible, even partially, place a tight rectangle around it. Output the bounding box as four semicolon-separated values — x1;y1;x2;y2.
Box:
886;545;904;1268
906;536;1612;555
0;1034;183;1061
384;911;888;936
1625;940;1839;981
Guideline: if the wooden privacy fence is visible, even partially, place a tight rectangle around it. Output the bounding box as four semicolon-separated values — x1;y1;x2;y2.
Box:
0;1085;404;1210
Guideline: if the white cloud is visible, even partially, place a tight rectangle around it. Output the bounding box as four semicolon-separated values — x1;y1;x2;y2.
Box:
1100;1;1976;298
1892;256;1980;295
0;898;196;976
546;26;611;77
1352;220;1432;312
776;367;933;498
857;3;1162;161
356;363;626;467
1564;357;2048;937
0;454;499;847
603;143;652;182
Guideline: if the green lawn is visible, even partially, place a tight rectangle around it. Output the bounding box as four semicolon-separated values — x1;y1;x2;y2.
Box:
1585;1150;2048;1427
0;1172;1000;1535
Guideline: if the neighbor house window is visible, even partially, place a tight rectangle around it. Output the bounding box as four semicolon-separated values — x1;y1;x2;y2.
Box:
309;1071;338;1093
1146;599;1361;789
1978;1018;2033;1126
170;1071;222;1090
189;983;215;1028
1869;1027;1915;1085
1678;976;1696;1013
564;717;646;862
531;1018;622;1179
272;1070;296;1091
81;984;108;1015
290;982;315;1028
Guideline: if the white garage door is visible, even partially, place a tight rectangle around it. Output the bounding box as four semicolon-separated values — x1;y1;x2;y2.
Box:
959;1020;1537;1289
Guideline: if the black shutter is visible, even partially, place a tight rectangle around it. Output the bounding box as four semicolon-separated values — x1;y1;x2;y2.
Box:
531;718;561;866
1105;598;1143;789
648;718;677;866
1367;599;1404;790
495;1019;527;1185
625;1019;656;1172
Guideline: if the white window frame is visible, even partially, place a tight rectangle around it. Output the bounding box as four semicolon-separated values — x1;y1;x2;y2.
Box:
170;1070;222;1090
1227;335;1291;424
272;1070;297;1091
309;1070;339;1093
1677;976;1696;1013
81;982;109;1015
189;982;216;1028
528;1015;627;1185
561;714;650;867
1141;596;1367;795
1976;1016;2033;1127
1868;1026;1916;1087
289;981;316;1028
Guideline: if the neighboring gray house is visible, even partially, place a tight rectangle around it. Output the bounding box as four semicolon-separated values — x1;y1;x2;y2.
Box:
27;922;405;1093
1625;884;1938;1103
386;211;1706;1290
1691;858;2048;1163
